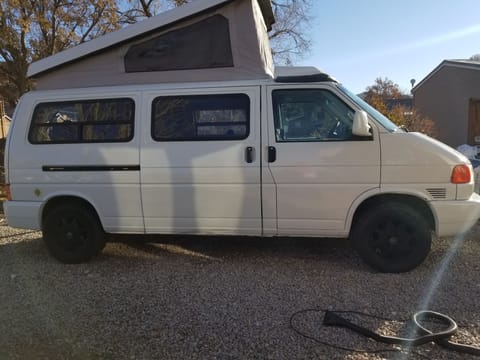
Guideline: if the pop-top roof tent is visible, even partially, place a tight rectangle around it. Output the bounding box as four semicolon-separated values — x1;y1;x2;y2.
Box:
28;0;276;90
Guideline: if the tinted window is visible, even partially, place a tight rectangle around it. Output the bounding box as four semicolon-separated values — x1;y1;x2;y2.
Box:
152;94;250;141
29;98;134;144
273;89;357;142
125;15;233;72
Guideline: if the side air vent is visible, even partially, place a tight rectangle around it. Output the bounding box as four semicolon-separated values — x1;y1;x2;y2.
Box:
426;188;447;199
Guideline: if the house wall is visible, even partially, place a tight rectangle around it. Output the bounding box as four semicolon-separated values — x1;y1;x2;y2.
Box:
33;0;273;90
414;66;480;147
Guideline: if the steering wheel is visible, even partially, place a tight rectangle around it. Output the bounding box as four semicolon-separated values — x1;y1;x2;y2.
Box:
327;121;349;139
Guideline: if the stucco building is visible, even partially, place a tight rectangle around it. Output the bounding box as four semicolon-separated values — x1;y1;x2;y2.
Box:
413;60;480;148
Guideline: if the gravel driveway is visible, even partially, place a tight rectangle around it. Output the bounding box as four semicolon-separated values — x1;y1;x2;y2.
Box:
1;216;479;360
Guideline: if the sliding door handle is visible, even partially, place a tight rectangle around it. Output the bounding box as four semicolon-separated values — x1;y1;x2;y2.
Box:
268;146;276;163
245;146;254;163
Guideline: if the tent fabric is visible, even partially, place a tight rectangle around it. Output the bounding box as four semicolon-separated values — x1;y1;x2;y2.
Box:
124;15;234;72
31;0;274;90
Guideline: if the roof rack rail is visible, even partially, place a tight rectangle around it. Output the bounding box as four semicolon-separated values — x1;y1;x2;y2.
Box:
275;73;337;83
274;66;337;83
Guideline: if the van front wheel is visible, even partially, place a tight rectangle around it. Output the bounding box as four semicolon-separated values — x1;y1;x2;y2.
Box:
352;203;431;273
42;203;105;264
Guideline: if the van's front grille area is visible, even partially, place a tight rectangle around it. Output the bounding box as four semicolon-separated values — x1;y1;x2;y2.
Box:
426;188;447;199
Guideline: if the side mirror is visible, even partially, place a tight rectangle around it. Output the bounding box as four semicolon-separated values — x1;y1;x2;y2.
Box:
352;110;371;137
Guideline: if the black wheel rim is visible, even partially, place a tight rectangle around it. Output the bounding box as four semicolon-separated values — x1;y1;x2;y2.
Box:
369;219;416;261
53;213;91;254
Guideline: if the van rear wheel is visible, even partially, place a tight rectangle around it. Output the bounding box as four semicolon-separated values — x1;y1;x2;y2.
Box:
352;203;431;273
42;203;105;263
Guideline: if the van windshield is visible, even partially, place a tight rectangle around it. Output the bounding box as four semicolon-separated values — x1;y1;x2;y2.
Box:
337;84;400;132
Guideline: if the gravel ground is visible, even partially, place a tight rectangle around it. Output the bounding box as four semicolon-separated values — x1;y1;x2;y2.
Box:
0;216;479;360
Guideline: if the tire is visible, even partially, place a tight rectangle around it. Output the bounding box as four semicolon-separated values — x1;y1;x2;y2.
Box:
351;202;432;273
42;203;105;264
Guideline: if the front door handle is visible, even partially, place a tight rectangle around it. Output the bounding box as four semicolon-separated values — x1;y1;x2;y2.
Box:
245;146;254;163
268;146;276;163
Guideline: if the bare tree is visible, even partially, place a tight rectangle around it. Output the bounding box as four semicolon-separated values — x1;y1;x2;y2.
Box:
120;0;162;23
120;0;189;22
269;0;311;64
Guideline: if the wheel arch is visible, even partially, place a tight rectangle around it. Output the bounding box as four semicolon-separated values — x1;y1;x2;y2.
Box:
41;195;104;231
348;193;436;236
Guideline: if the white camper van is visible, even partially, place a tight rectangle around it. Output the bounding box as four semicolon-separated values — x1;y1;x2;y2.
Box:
4;0;480;272
4;68;480;272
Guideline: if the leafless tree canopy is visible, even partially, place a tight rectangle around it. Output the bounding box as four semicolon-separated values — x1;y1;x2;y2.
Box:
269;0;311;64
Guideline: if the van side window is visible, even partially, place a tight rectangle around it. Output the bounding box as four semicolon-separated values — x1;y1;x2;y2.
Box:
272;89;357;142
28;98;134;144
151;94;249;141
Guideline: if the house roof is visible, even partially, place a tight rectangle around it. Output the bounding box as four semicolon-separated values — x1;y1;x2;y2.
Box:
412;59;480;93
28;0;274;78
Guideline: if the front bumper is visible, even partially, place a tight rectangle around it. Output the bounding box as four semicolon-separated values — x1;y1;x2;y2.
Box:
431;192;480;237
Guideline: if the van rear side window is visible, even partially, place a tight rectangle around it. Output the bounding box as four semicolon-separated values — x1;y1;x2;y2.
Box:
28;98;135;144
151;94;250;141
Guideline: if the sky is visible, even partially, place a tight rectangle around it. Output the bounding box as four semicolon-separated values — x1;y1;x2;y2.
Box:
298;0;480;94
